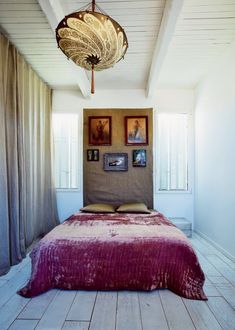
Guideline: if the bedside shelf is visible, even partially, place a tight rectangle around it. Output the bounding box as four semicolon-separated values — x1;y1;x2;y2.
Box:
169;217;192;238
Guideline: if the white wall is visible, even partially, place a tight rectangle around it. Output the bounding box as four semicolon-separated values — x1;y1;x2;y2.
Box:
53;88;195;223
194;41;235;259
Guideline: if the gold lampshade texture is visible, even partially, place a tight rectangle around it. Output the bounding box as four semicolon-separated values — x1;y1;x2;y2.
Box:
56;11;128;71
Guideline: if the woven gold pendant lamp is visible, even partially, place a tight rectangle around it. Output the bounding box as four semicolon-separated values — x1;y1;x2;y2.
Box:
56;0;128;94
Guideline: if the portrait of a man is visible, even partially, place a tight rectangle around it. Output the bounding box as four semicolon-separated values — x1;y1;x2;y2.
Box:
89;116;112;145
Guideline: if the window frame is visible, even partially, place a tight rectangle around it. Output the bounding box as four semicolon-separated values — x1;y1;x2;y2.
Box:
52;112;82;192
154;111;193;194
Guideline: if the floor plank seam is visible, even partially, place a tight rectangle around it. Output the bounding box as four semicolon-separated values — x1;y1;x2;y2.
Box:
205;297;227;330
158;290;170;330
88;291;98;330
36;289;60;324
181;297;197;330
62;290;78;327
114;292;118;330
200;254;235;289
13;298;32;323
194;233;235;266
137;292;144;330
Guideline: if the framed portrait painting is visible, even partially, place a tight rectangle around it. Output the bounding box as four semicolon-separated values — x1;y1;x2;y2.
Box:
132;149;146;167
89;116;112;145
125;116;148;145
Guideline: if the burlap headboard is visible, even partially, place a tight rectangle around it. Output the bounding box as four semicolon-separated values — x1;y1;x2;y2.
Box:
83;108;153;208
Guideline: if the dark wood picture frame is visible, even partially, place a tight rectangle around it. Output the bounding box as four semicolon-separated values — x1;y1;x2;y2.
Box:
125;116;148;145
87;149;99;161
89;116;112;146
103;153;128;171
132;149;146;167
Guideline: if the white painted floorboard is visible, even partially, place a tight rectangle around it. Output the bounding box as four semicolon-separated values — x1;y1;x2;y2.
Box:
159;290;195;330
116;292;142;330
0;233;235;330
90;292;117;330
138;291;168;330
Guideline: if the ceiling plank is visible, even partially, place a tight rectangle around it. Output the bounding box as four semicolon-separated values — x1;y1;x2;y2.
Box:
38;0;90;98
146;0;184;97
67;1;165;11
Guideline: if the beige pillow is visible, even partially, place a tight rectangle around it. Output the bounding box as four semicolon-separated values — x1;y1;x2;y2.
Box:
116;202;151;214
80;203;116;213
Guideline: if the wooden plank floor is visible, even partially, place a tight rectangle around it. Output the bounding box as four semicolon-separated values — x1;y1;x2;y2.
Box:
0;233;235;330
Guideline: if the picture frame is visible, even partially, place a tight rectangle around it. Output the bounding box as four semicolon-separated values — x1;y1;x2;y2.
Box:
87;149;99;161
89;116;112;145
132;149;146;167
125;116;148;145
103;153;128;171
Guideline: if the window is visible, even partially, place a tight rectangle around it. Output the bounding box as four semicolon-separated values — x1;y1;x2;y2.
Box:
52;114;80;189
157;113;189;191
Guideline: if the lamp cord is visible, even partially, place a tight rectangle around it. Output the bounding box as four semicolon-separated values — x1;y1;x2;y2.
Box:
72;1;109;16
91;64;95;94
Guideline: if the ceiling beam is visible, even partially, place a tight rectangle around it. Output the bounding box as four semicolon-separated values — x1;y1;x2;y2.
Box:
38;0;90;98
146;0;184;98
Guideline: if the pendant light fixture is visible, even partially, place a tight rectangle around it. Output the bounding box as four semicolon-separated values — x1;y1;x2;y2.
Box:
56;0;128;94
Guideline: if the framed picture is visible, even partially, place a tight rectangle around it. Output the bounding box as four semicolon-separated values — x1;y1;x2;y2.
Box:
104;153;128;171
125;116;148;145
87;149;99;161
133;149;146;167
89;116;112;145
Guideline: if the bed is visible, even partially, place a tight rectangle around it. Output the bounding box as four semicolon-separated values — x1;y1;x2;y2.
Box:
18;210;207;300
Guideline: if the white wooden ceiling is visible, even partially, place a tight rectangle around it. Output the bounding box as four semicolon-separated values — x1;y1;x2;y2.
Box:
0;0;235;97
157;0;235;88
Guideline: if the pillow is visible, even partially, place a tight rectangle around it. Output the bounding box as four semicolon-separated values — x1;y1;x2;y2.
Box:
80;203;116;213
116;202;151;214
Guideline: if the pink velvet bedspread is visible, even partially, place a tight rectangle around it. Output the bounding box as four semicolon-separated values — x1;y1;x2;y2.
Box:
18;211;207;300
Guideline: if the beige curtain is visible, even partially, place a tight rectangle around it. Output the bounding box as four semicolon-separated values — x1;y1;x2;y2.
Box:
0;33;58;275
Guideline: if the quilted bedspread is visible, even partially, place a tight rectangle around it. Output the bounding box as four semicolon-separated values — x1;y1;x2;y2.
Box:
18;211;207;300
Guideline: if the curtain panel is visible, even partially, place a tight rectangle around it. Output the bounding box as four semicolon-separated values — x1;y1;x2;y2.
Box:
0;33;58;275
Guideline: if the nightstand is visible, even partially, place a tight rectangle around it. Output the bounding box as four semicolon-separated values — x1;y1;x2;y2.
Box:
169;217;192;238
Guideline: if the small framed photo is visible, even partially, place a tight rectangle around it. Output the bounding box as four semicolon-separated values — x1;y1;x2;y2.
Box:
89;116;112;145
125;116;148;145
104;153;128;171
87;149;99;161
133;149;146;167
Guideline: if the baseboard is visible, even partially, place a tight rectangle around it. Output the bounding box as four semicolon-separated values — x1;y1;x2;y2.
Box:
194;229;235;263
